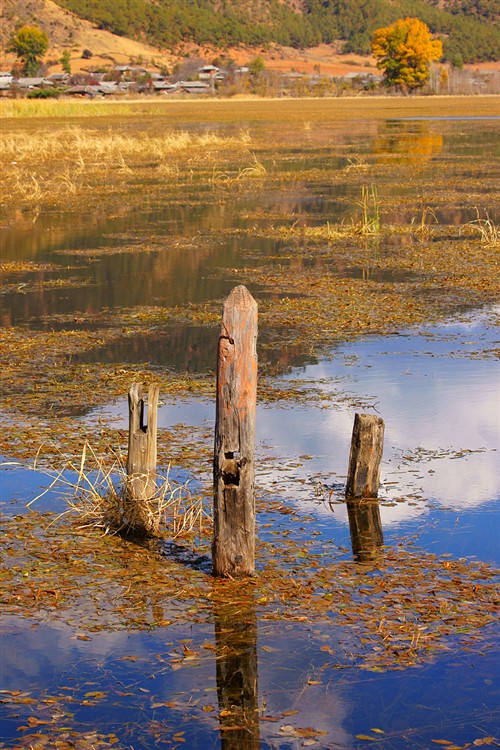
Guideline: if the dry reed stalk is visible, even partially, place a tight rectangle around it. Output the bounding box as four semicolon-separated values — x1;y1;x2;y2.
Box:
410;206;438;242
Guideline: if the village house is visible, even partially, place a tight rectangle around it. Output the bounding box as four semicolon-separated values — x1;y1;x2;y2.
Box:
15;77;54;90
178;80;211;94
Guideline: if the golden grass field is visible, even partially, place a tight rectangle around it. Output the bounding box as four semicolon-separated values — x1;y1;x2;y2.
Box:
2;93;499;120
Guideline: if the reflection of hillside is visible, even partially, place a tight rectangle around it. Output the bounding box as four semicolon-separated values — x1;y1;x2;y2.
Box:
2;200;245;326
78;325;218;372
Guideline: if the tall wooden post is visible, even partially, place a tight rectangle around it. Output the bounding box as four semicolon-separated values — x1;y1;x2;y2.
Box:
213;285;258;577
345;413;385;499
126;382;160;534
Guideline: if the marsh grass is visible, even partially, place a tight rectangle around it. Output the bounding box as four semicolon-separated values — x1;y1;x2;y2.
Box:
3;96;499;122
27;442;208;538
0;126;252;206
345;155;369;172
211;151;268;186
236;152;268;180
269;186;380;242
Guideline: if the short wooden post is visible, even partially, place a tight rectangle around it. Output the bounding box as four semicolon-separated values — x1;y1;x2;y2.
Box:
345;413;385;499
126;382;160;534
213;285;258;577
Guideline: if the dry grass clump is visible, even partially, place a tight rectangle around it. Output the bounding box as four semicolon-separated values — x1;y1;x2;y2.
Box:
466;211;500;247
211;151;268;186
28;442;208;538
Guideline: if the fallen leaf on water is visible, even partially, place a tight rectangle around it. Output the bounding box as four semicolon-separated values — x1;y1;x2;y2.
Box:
280;725;298;736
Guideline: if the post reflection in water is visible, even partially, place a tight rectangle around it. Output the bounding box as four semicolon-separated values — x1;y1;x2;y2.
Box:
346;498;384;562
213;583;260;750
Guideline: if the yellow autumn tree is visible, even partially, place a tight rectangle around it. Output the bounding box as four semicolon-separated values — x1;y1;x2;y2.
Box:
372;18;443;90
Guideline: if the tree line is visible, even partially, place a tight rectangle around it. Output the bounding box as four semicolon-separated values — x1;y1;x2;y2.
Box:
51;0;499;65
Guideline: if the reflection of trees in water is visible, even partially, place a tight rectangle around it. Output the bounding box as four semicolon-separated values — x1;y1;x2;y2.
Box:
346;498;384;562
213;583;260;750
373;123;443;165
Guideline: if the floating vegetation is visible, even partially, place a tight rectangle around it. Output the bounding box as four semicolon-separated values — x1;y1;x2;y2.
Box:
1;500;498;669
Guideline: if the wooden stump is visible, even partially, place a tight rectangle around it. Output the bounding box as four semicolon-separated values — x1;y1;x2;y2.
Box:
345;413;385;499
213;285;258;577
126;383;160;534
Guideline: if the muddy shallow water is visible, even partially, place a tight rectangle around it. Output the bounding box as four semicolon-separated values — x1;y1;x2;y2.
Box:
1;111;499;749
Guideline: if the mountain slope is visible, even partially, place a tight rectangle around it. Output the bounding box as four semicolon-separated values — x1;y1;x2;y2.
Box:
2;0;499;66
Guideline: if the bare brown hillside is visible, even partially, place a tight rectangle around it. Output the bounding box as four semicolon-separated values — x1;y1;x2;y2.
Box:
0;0;176;71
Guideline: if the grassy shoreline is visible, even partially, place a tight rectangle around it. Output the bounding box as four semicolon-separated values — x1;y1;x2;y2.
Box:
1;93;499;120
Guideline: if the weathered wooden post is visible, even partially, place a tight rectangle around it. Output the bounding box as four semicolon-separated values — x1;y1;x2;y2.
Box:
213;285;258;577
345;413;385;498
126;382;160;534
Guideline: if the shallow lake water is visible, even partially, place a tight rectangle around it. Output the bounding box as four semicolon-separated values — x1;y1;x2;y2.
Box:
1;115;499;749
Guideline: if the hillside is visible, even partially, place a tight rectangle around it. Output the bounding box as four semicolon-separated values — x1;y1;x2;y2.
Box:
1;0;499;73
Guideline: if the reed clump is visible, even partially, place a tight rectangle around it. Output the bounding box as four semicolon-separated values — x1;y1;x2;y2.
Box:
28;442;208;538
466;211;500;247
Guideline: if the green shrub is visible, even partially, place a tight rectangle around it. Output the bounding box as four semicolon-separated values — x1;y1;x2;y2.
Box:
27;88;60;99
